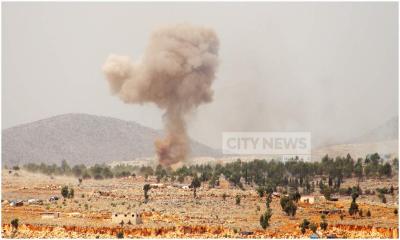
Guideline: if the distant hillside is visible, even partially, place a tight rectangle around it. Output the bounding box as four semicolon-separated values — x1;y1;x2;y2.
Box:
2;113;221;167
350;116;398;144
312;116;398;161
312;139;398;161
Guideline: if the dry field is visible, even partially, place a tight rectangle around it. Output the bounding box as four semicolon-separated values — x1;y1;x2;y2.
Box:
1;171;399;238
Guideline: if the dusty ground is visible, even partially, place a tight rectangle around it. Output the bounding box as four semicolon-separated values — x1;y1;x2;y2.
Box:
1;171;399;238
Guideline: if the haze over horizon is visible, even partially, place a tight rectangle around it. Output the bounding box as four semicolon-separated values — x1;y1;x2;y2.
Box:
2;2;398;148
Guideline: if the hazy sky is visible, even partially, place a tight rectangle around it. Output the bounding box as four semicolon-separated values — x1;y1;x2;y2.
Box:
2;2;398;148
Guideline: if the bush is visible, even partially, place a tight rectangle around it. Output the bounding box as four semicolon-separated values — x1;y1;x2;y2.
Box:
222;193;227;201
11;218;19;231
394;209;398;215
300;219;310;234
349;200;359;216
256;187;265;198
283;199;297;216
236;195;241;205
116;231;124;238
61;186;69;198
310;223;317;233
366;209;371;217
320;214;328;230
68;188;74;199
259;208;272;229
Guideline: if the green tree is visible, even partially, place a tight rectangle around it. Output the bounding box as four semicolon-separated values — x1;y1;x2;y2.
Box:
321;185;332;200
290;191;301;202
256;186;265;198
265;193;272;208
61;160;71;174
259;208;272;229
283;199;297;216
11;218;19;232
300;219;310;234
320;214;328;230
378;163;392;178
68;188;74;199
61;186;69;199
349;200;359;216
354;159;363;179
190;175;201;198
143;184;151;203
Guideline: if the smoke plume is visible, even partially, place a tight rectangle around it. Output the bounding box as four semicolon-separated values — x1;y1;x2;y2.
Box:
102;23;219;166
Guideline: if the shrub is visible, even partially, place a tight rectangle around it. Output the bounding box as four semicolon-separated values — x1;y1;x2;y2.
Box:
394;209;398;215
283;199;297;216
116;231;124;238
11;218;19;231
310;223;317;233
236;195;241;205
143;184;151;203
68;188;74;199
300;219;310;234
257;187;265;198
320;214;328;230
61;186;69;198
349;200;359;216
259;208;272;229
222;193;227;201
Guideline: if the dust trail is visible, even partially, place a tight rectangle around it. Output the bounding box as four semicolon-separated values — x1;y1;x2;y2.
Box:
103;23;219;166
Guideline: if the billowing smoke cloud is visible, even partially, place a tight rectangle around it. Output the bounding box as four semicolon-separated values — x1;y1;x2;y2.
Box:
102;23;219;166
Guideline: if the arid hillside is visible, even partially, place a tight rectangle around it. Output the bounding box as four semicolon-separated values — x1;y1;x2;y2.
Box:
2;113;220;167
2;170;398;238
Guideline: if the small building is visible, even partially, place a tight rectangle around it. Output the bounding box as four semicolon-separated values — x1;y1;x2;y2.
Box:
41;212;60;219
172;183;190;189
9;200;23;207
300;195;315;204
28;199;43;205
112;212;142;225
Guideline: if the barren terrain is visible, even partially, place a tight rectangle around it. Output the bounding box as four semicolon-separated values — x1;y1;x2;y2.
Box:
2;171;398;238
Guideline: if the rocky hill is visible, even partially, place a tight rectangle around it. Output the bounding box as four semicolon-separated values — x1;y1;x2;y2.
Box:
2;113;221;167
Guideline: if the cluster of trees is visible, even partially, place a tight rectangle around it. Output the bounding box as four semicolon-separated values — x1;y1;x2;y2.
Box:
23;160;138;180
20;154;396;195
299;215;329;234
61;186;75;199
280;193;299;217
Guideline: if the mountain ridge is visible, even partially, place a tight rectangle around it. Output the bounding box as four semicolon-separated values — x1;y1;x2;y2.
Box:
2;113;221;167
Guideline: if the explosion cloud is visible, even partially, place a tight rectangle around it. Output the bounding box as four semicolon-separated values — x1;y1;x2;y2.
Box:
102;23;219;166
